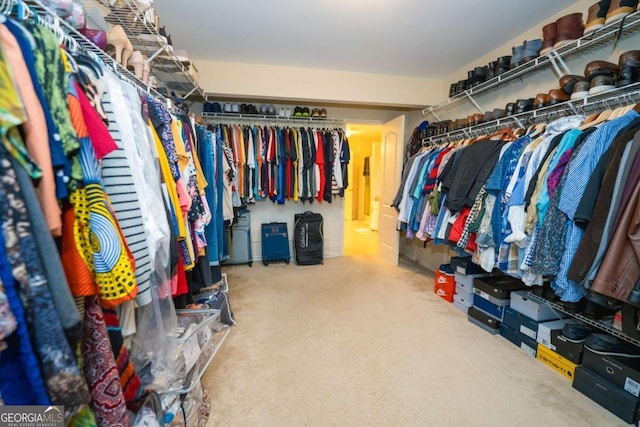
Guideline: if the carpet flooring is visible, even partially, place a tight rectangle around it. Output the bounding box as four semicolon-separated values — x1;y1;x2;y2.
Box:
203;253;626;427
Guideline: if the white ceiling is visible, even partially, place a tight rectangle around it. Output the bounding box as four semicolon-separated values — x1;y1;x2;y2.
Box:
153;0;576;79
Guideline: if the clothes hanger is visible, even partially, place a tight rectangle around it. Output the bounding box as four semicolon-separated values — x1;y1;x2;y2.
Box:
528;122;546;139
580;101;612;130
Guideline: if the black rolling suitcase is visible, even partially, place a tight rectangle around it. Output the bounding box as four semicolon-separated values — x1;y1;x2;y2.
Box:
261;222;290;265
294;212;323;265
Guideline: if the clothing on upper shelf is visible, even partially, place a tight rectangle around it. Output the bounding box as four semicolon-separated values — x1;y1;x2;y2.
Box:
207;123;350;206
394;108;640;305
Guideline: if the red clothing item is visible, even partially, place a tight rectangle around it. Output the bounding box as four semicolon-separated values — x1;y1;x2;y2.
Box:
448;208;477;252
173;252;189;297
75;82;118;160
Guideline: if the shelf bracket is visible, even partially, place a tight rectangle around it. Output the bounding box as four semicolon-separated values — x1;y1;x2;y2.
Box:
183;86;199;99
512;116;525;129
146;45;168;64
548;51;572;77
464;92;484;114
429;109;442;122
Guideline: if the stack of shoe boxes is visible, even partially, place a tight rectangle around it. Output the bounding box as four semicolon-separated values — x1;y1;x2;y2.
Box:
573;337;640;424
450;257;485;313
535;318;577;378
453;272;479;314
468;275;529;335
499;290;565;359
434;264;456;303
497;290;554;357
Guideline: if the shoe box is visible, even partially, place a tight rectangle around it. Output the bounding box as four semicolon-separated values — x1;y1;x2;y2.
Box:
499;323;538;357
582;345;640;398
473;275;529;305
536;343;577;381
503;306;540;340
550;327;585;364
454;270;501;298
510;290;560;321
549;329;585;364
450;256;485;276
536;318;574;350
468;306;500;335
473;294;508;321
434;264;455;303
573;366;640;425
454;292;473;314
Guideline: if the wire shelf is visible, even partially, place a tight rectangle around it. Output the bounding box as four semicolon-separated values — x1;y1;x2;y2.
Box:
422;81;640;145
79;0;204;99
526;293;640;348
202;112;347;126
423;10;640;117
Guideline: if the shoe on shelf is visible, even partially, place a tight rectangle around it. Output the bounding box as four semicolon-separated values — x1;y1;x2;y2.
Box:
534;93;549;109
511;43;524;69
540;22;557;55
293;106;303;117
259;104;268;115
522;39;543;63
133;0;153;13
559;74;587;93
223;103;232;113
449;83;457;97
107;25;134;67
79;27;108;51
584;60;619;81
554;13;585;49
585;0;611;35
605;0;638;25
127;51;150;83
585;333;640;358
267;104;276;115
320;108;327;117
495;55;512;76
301;107;310;117
279;108;286;117
547;89;570;105
571;80;592;99
561;322;595;342
173;49;191;68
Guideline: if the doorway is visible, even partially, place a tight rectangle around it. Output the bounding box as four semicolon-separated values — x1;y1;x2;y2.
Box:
343;123;383;256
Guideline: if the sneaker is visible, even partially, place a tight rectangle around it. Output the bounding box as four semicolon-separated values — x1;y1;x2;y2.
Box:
259;104;268;115
267;104;276;115
585;333;640;358
561;322;595;343
294;106;303;117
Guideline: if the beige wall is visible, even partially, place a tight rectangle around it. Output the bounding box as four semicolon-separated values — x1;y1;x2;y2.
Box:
433;0;640;122
196;60;443;108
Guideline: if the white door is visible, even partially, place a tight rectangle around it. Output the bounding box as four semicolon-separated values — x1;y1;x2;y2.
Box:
378;115;405;265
